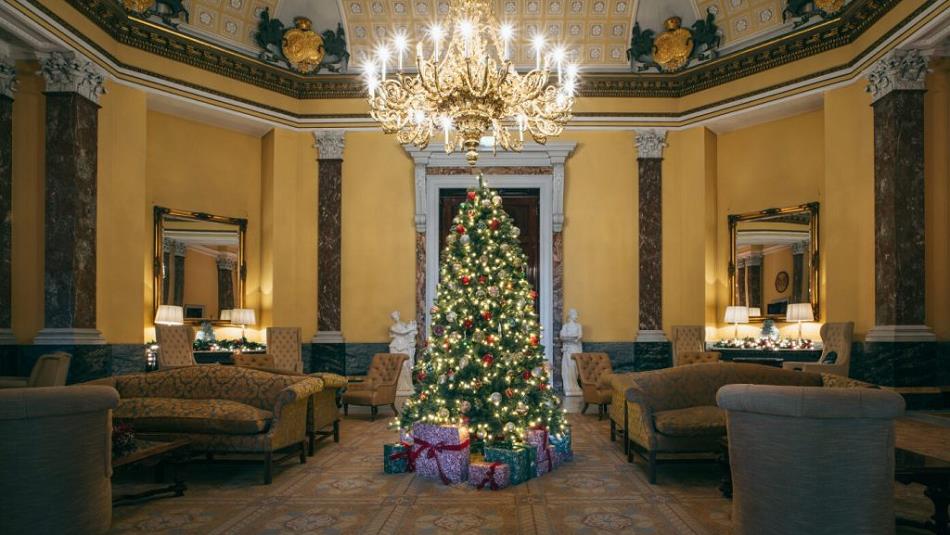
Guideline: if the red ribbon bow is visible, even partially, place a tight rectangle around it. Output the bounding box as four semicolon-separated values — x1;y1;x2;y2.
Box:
389;441;416;472
476;462;503;490
411;437;471;485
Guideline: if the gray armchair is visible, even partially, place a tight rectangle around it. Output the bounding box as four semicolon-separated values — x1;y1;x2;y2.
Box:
717;383;904;535
0;352;71;388
783;321;854;377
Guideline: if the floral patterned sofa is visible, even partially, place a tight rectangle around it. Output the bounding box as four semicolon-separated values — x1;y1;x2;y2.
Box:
605;362;877;483
90;365;323;484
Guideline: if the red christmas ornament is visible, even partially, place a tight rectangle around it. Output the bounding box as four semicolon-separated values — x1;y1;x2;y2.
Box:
416;371;427;382
486;335;496;344
467;191;477;201
522;370;532;380
489;218;500;230
529;290;538;300
419;392;428;400
481;310;492;321
456;224;466;234
461;275;471;285
482;353;494;366
505;388;514;398
529;334;540;346
478;275;487;285
539;382;548;391
463;319;474;330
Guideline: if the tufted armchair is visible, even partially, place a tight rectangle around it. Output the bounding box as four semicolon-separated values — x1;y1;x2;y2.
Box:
0;352;72;388
783;322;854;377
155;324;196;368
341;353;408;421
571;352;613;419
266;327;303;373
671;325;706;366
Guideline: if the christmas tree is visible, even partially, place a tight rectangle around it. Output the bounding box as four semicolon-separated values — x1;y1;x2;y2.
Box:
398;175;567;446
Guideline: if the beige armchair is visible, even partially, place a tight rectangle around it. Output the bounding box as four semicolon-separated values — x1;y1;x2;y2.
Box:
342;353;407;421
266;327;302;373
783;321;854;377
717;384;904;535
571;352;613;419
0;352;71;388
671;325;706;366
155;324;196;368
0;385;119;534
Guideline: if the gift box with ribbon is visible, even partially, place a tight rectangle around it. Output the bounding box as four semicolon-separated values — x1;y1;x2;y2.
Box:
384;442;413;474
411;423;471;485
469;460;511;490
484;445;536;485
549;428;573;463
526;427;556;476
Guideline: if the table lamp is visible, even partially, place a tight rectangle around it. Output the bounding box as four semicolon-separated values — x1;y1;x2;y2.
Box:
786;303;814;340
154;305;184;326
230;308;256;340
220;309;232;322
724;306;749;340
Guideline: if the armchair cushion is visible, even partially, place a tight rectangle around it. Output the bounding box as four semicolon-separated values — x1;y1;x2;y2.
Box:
653;406;725;437
115;398;273;435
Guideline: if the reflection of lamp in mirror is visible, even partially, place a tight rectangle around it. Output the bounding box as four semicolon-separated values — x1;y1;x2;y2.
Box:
154;305;184;325
230;308;256;341
220;309;232;322
724;306;749;340
748;307;761;318
786;303;814;340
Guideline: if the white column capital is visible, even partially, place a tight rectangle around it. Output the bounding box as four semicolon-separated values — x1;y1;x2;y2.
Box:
37;51;106;104
216;255;235;270
313;129;345;160
634;129;668;159
866;48;931;103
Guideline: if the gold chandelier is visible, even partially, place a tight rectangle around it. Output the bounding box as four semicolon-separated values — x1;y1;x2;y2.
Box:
364;0;577;166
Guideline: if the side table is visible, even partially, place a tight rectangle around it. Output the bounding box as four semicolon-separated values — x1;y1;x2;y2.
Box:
112;436;191;505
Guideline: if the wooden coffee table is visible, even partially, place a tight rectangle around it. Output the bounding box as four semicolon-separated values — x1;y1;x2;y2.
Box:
112;436;191;505
895;414;950;535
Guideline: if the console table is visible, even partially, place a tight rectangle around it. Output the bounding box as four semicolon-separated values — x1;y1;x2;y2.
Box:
706;345;822;367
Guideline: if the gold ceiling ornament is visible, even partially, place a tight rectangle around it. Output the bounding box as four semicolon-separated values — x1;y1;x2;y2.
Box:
813;0;847;15
652;17;694;73
120;0;155;13
364;0;576;167
282;17;325;74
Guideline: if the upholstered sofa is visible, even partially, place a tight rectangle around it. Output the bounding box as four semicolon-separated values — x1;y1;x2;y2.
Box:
617;362;877;483
90;365;322;484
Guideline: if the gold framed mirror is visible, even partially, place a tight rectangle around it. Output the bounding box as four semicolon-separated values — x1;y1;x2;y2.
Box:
728;202;819;322
153;206;248;324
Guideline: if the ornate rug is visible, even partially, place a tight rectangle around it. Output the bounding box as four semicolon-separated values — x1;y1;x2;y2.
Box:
111;412;934;534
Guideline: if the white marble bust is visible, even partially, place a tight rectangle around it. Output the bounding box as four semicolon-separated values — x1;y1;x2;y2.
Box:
560;308;583;396
389;311;417;395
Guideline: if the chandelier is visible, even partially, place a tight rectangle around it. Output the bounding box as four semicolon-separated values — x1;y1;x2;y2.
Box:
364;0;577;166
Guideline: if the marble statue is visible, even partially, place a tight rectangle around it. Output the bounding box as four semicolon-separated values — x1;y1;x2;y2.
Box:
560;308;583;396
389;311;418;396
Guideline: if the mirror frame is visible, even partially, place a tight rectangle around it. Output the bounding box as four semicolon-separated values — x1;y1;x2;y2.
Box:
153;206;248;323
728;202;820;322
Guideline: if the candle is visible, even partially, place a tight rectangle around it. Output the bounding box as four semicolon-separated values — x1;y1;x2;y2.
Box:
518;114;525;142
394;33;408;72
500;23;514;61
431;24;444;61
532;34;545;70
416;42;423;63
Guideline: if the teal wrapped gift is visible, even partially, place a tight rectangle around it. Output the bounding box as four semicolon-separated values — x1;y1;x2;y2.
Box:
384;442;413;474
550;428;573;462
484;445;537;486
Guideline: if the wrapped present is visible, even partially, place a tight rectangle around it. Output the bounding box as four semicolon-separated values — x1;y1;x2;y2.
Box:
526;427;555;476
411;424;470;485
484;445;536;485
469;460;510;490
384;442;413;474
549;428;573;463
536;445;556;476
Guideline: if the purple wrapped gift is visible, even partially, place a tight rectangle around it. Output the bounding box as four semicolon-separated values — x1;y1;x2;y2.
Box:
536;445;556;476
526;427;555;476
411;423;471;485
469;460;510;490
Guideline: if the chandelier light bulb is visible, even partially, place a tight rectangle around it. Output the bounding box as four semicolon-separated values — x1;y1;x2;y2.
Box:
531;34;545;69
430;24;445;59
393;32;409;71
552;45;566;82
499;23;514;60
376;46;391;79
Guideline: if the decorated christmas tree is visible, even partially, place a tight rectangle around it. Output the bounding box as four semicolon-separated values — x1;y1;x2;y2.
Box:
397;176;567;446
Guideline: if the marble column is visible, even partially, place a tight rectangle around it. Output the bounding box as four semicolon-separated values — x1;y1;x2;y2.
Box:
635;130;667;342
865;48;935;342
216;255;235;312
34;51;106;345
172;241;186;306
737;258;747;306
0;53;16;344
791;241;806;303
311;130;345;372
747;251;763;311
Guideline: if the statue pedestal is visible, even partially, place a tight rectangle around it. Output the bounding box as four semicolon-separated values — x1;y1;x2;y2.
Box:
396;359;415;396
561;341;583;397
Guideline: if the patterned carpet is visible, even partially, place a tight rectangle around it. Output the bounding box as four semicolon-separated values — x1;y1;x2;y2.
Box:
111;410;936;534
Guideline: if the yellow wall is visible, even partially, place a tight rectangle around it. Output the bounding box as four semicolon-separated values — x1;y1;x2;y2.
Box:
762;247;793;305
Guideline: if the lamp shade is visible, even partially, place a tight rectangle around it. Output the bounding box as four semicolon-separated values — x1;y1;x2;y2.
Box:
724;306;749;324
220;309;232;322
230;308;256;326
154;305;184;325
786;303;814;322
747;307;761;317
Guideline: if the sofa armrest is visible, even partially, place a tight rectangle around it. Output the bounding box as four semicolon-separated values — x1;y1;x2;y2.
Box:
310;372;348;390
267;377;323;449
624;386;658;450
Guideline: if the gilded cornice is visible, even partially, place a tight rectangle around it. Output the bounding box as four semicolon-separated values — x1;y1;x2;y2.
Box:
41;0;918;101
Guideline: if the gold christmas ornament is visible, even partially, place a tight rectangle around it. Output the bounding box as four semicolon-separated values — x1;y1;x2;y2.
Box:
121;0;155;13
652;16;694;72
282;17;325;73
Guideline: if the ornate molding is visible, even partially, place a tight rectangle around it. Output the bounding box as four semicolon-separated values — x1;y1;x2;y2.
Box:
866;48;930;103
635;130;668;159
313;130;345;160
45;0;909;100
37;51;106;104
791;241;809;255
0;54;16;99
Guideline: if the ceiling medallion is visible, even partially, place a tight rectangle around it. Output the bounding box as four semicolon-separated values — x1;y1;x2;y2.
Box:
364;0;576;166
282;18;325;74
